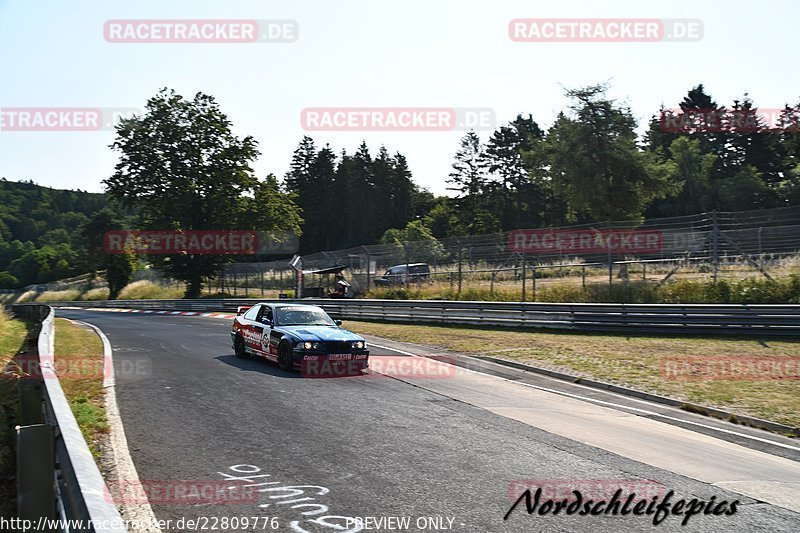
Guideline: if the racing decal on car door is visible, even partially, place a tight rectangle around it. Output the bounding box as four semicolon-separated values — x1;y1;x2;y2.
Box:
242;326;263;349
268;331;281;358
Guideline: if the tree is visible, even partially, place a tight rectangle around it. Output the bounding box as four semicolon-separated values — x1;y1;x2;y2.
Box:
423;199;461;238
104;89;302;298
82;209;135;299
380;220;445;262
447;131;490;233
484;114;556;230
649;137;714;216
284;137;331;253
547;84;679;221
725;96;787;190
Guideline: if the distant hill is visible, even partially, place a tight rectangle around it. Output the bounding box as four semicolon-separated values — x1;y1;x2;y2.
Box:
0;179;111;288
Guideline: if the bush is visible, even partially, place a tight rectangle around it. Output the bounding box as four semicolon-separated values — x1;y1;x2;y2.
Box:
81;288;110;301
537;284;590;303
0;272;19;289
117;281;183;300
35;290;81;302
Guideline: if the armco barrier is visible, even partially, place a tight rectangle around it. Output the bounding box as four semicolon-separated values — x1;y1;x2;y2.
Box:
11;304;126;532
43;299;800;336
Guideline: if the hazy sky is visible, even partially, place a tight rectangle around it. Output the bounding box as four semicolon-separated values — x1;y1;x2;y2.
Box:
0;0;797;195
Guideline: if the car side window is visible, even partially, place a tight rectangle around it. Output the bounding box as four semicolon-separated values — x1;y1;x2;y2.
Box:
263;308;274;325
243;305;260;321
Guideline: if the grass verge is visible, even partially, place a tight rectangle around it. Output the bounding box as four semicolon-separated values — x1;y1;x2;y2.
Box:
0;306;32;517
53;318;109;458
345;320;800;429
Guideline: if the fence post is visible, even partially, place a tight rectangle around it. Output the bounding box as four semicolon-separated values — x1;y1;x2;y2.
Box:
457;240;463;296
366;254;371;292
711;210;720;283
607;221;613;295
582;265;586;289
404;242;410;292
521;255;527;302
532;266;536;300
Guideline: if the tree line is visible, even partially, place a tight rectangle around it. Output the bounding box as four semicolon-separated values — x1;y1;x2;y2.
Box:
287;83;800;252
3;83;800;295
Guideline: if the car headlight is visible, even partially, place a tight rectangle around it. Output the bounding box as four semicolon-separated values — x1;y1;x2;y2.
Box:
353;341;365;349
312;342;320;350
303;341;312;350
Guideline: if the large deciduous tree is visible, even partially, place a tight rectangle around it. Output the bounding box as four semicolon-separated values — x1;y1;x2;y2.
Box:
104;89;302;298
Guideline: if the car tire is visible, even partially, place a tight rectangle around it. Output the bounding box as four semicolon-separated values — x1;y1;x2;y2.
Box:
278;342;294;371
234;334;247;359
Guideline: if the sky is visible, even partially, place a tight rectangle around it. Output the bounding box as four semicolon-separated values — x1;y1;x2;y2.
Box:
0;0;798;196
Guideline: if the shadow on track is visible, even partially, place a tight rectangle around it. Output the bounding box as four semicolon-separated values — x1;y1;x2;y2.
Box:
215;353;373;380
214;353;301;378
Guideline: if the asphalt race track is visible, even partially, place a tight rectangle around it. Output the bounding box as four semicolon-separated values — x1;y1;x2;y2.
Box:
57;309;800;533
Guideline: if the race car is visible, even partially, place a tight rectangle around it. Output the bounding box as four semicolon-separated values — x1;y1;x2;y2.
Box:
230;302;369;373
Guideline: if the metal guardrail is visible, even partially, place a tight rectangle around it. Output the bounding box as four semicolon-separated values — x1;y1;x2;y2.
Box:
45;298;800;335
12;304;126;532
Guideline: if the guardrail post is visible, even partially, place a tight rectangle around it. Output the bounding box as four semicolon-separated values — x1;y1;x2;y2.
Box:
17;424;56;528
19;380;44;426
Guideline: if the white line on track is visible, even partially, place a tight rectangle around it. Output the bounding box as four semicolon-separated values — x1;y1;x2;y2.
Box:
72;319;163;533
367;341;800;454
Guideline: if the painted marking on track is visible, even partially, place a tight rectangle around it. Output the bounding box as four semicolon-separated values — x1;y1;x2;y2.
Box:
219;464;361;531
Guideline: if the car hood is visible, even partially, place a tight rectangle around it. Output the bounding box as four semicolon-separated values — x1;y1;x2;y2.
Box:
280;325;363;342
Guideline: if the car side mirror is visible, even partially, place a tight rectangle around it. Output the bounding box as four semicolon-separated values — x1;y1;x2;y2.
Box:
335;320;342;326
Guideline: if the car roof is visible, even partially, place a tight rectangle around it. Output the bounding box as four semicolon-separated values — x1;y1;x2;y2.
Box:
255;303;324;309
388;263;429;269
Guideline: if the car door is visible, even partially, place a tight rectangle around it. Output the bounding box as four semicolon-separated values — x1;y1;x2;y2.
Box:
241;304;266;353
263;306;282;360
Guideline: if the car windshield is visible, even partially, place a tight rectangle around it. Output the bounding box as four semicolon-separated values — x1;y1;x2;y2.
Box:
275;306;336;327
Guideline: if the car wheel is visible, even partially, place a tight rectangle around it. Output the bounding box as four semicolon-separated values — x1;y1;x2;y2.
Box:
234;334;247;359
278;342;294;371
